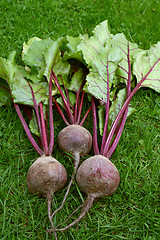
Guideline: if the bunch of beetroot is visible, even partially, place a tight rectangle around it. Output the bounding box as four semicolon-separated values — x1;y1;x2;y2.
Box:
0;20;160;237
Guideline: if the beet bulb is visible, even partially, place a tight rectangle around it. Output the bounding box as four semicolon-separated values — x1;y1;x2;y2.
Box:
55;155;120;231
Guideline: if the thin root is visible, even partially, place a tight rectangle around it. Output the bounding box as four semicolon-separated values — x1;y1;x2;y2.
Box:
55;196;94;232
47;199;58;240
51;154;80;220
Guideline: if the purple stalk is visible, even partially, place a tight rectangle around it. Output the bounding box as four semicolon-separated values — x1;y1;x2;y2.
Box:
91;97;100;155
80;105;92;126
39;102;49;156
107;43;132;158
27;82;45;151
74;92;80;122
48;74;54;155
103;58;160;157
14;103;43;155
60;76;71;110
76;91;85;124
52;96;70;126
45;110;49;143
74;81;84;122
52;70;74;124
100;55;110;154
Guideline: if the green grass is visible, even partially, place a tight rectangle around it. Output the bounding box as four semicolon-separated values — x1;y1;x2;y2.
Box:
0;0;160;239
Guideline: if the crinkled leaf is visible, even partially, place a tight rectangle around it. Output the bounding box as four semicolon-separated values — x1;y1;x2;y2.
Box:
84;61;118;102
68;68;85;92
77;20;113;67
43;38;71;80
0;55;15;82
0;55;16;105
0;55;48;106
22;37;53;70
22;37;41;56
12;72;48;106
112;33;140;84
53;58;70;77
77;21;122;102
133;42;160;93
22;37;70;81
63;35;84;62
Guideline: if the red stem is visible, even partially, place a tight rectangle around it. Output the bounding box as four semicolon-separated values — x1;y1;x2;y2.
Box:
76;91;85;124
48;74;54;155
52;97;70;126
60;76;72;110
27;81;45;151
100;55;110;154
74;81;84;122
52;70;74;124
80;105;92;126
107;43;132;158
91;97;100;155
14;103;43;155
39;102;49;156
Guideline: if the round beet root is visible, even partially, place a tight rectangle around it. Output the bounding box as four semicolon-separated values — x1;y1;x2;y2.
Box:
58;124;92;157
76;155;120;198
27;156;67;198
55;155;120;232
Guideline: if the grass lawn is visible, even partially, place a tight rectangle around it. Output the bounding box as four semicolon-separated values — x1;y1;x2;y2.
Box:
0;0;160;239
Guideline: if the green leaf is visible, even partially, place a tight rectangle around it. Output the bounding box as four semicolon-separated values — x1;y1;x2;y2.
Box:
78;20;113;66
98;105;105;136
83;61;118;102
0;56;15;82
97;89;136;136
22;37;70;81
22;37;53;70
133;42;160;93
68;68;85;92
63;35;84;63
53;58;70;77
112;33;140;84
0;78;11;106
77;21;122;102
29;110;40;137
12;74;48;106
0;55;48;106
42;38;71;80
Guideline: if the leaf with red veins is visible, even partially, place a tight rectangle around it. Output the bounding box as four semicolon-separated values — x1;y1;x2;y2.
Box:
112;33;140;84
133;42;160;93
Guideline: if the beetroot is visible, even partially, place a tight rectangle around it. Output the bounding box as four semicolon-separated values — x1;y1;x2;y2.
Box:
7;72;68;238
27;156;67;199
55;155;120;231
58;124;92;159
76;155;120;198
